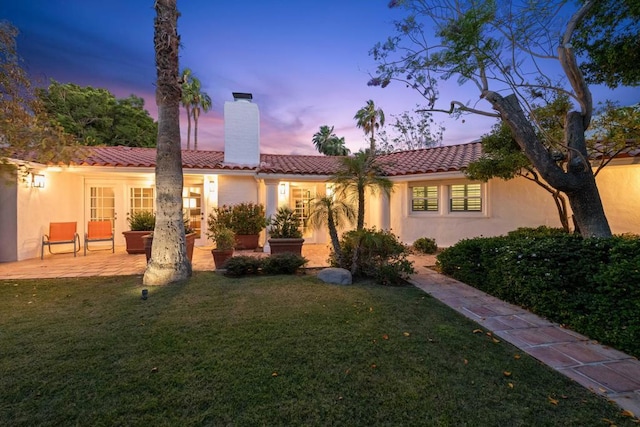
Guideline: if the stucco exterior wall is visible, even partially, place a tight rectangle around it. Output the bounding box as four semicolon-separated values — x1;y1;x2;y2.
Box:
596;163;640;235
17;170;84;260
217;175;258;206
390;176;563;248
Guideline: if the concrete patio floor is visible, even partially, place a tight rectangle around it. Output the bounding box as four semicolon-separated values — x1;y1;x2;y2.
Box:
1;246;638;419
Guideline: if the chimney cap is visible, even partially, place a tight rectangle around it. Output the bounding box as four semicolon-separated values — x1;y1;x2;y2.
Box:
232;92;253;101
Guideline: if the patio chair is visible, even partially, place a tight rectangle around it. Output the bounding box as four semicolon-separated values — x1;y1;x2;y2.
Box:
84;220;115;256
41;222;81;260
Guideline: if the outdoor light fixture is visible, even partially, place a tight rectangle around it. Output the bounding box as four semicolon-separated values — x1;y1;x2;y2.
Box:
32;174;45;189
209;177;217;192
280;183;286;194
141;289;148;300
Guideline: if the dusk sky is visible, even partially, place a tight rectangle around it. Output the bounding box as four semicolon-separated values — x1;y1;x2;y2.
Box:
2;1;638;155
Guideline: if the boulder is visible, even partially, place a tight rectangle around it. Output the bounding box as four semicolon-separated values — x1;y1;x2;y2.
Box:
317;267;352;285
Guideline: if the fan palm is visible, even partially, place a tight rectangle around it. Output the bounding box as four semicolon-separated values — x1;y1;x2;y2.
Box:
308;196;356;265
354;100;385;153
192;90;212;150
312;125;350;156
332;150;393;231
180;68;196;150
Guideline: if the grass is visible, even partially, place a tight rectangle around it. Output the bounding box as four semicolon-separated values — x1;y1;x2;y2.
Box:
0;272;634;426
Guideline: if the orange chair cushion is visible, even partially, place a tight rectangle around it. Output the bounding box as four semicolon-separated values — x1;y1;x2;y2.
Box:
48;222;78;242
87;221;113;240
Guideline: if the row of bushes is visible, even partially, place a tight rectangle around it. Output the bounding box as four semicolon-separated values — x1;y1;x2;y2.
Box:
223;253;308;277
436;227;640;358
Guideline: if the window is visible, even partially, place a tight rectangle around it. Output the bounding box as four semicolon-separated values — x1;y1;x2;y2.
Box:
411;185;438;211
89;187;115;222
450;184;482;212
129;187;154;215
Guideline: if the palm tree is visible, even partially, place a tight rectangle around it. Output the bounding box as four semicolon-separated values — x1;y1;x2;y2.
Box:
354;100;385;153
180;68;195;150
308;195;356;265
312;125;350;156
144;0;191;285
332;150;393;231
192;89;212;150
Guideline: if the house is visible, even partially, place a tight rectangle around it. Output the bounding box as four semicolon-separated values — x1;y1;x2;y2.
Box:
1;92;639;263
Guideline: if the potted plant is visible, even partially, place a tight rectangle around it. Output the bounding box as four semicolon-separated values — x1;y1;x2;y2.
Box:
267;206;304;255
123;211;155;254
208;202;267;250
208;226;235;269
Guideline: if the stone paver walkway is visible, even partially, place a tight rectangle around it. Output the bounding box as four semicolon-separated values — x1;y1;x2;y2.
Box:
1;247;638;418
407;260;640;419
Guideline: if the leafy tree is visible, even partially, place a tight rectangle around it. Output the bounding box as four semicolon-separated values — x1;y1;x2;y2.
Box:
354;100;385;152
36;81;157;147
180;68;211;150
589;102;640;172
143;0;191;286
371;0;639;237
311;125;350;155
377;107;444;153
572;0;640;88
1;22;76;173
308;195;356;265
331;150;393;231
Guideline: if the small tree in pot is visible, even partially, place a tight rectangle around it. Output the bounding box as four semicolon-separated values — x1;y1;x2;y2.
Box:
267;206;304;255
123;211;155;254
207;226;235;270
208;202;267;249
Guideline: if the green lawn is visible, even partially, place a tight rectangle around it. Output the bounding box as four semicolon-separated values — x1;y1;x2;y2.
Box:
0;273;633;426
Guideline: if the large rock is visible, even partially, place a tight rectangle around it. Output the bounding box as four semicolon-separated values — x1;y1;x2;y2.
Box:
317;268;352;285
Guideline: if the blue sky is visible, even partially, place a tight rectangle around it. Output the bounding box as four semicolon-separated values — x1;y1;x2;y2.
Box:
2;1;638;155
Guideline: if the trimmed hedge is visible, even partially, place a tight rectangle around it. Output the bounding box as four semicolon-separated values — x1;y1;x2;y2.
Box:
436;230;640;358
223;254;308;277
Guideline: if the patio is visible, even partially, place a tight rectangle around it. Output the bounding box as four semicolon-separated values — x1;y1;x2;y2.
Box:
0;244;338;280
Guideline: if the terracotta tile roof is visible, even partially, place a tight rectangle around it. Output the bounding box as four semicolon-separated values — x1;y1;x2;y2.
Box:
67;142;483;176
258;154;342;175
376;142;483;176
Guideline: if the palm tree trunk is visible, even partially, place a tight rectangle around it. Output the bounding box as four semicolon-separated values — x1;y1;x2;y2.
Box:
185;105;191;150
193;107;199;150
327;212;342;265
144;0;191;286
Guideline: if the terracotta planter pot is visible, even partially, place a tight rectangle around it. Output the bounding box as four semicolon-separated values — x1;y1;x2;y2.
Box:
123;230;152;254
142;232;197;262
234;234;260;250
268;238;304;256
212;249;234;269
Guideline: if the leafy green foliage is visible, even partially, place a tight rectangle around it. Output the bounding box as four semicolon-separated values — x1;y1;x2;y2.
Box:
208;202;267;235
437;232;640;357
127;211;156;231
261;253;308;275
268;207;303;238
573;0;640;88
332;228;414;286
36;81;157;147
412;237;438;254
377;107;444;153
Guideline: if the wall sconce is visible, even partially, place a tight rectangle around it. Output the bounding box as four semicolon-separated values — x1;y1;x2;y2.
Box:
32;174;45;189
280;183;286;194
209;178;217;192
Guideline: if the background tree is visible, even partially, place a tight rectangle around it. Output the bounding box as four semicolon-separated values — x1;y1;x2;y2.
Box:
354;100;385;153
191;86;211;150
308;195;356;266
36;81;157;147
370;0;640;238
377;107;444;153
571;0;640;88
311;125;350;156
143;0;191;286
589;102;640;172
180;68;211;150
332;150;393;231
1;22;76;172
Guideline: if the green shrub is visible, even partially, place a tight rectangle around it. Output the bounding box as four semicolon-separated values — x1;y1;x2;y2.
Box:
262;253;308;275
267;207;303;238
412;237;438;254
506;226;568;238
208;203;267;236
332;228;414;286
223;256;263;277
128;211;155;231
436;231;640;358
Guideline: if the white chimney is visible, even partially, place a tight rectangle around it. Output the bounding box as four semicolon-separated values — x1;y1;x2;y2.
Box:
223;92;260;166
